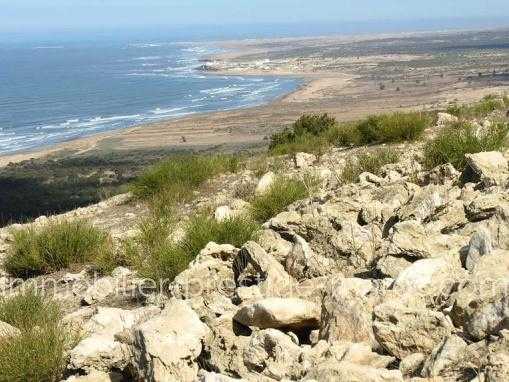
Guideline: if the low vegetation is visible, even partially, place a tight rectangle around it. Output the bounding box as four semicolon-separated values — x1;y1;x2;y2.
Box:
251;175;317;222
5;219;115;278
0;289;71;381
269;111;430;155
423;121;509;170
446;94;508;119
356;112;429;144
340;148;400;183
181;214;259;256
126;213;259;286
131;154;240;202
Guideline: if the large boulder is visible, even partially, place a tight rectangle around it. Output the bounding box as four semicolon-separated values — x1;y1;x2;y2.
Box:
392;254;466;304
386;220;468;259
129;300;211;382
200;311;250;377
451;251;509;341
169;243;236;318
304;360;403;382
463;151;508;187
421;335;468;378
319;277;378;346
232;242;295;297
243;329;303;380
233;298;320;331
68;306;159;373
372;302;454;359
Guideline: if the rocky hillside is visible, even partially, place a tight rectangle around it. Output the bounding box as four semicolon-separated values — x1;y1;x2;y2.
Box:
0;105;509;381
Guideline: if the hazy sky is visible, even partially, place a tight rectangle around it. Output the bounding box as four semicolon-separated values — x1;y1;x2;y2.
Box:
2;0;509;32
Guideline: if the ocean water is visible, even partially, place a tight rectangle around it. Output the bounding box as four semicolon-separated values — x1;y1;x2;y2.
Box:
0;40;301;155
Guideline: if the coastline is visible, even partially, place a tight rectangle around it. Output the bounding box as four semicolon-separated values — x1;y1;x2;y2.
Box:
2;29;509;167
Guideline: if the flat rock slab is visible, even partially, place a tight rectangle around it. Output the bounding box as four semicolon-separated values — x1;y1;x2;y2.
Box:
233;297;320;331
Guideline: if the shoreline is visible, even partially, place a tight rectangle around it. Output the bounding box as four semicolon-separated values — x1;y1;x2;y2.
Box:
0;73;316;167
2;29;509;167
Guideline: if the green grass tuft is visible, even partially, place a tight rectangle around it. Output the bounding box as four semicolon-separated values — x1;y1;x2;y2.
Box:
356;112;429;144
340;148;400;184
126;213;259;287
423;121;509;170
5;220;115;279
181;214;259;256
0;289;72;382
130;154;240;202
251;175;317;222
446;95;507;119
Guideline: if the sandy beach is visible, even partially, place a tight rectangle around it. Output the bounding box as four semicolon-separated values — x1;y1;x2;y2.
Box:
1;29;509;167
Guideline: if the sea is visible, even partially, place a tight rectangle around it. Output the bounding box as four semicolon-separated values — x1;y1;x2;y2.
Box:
0;39;301;155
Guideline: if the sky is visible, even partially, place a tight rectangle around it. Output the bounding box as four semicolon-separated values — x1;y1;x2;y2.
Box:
1;0;509;36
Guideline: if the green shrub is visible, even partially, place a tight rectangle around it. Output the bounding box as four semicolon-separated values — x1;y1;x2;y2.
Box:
125;239;192;288
131;154;240;202
340;148;399;184
503;94;509;108
126;213;258;286
446;95;506;119
269;133;330;156
423;121;509;170
292;113;337;137
0;289;71;382
251;176;316;222
269;114;337;152
325;122;362;147
5;220;115;279
357;112;428;144
0;289;61;332
181;214;259;257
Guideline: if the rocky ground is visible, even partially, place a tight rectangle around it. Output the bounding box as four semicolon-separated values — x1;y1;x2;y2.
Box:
1;112;509;381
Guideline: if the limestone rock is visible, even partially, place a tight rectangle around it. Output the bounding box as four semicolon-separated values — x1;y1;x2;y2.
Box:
68;334;128;373
232;241;294;297
129;300;211;382
197;371;248;382
0;321;20;338
243;329;303;380
386;220;468;259
373;302;454;359
375;255;412;279
233;298;320;331
451;251;509;341
421;335;468;378
64;370;123;382
392;255;466;302
400;353;426;377
255;172;275;195
464;151;508;187
304;360;403;382
214;206;233;222
285;233;334;280
201;311;250;377
81;277;115;305
319;277;378;346
256;229;292;264
294;152;316;169
465;228;493;271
